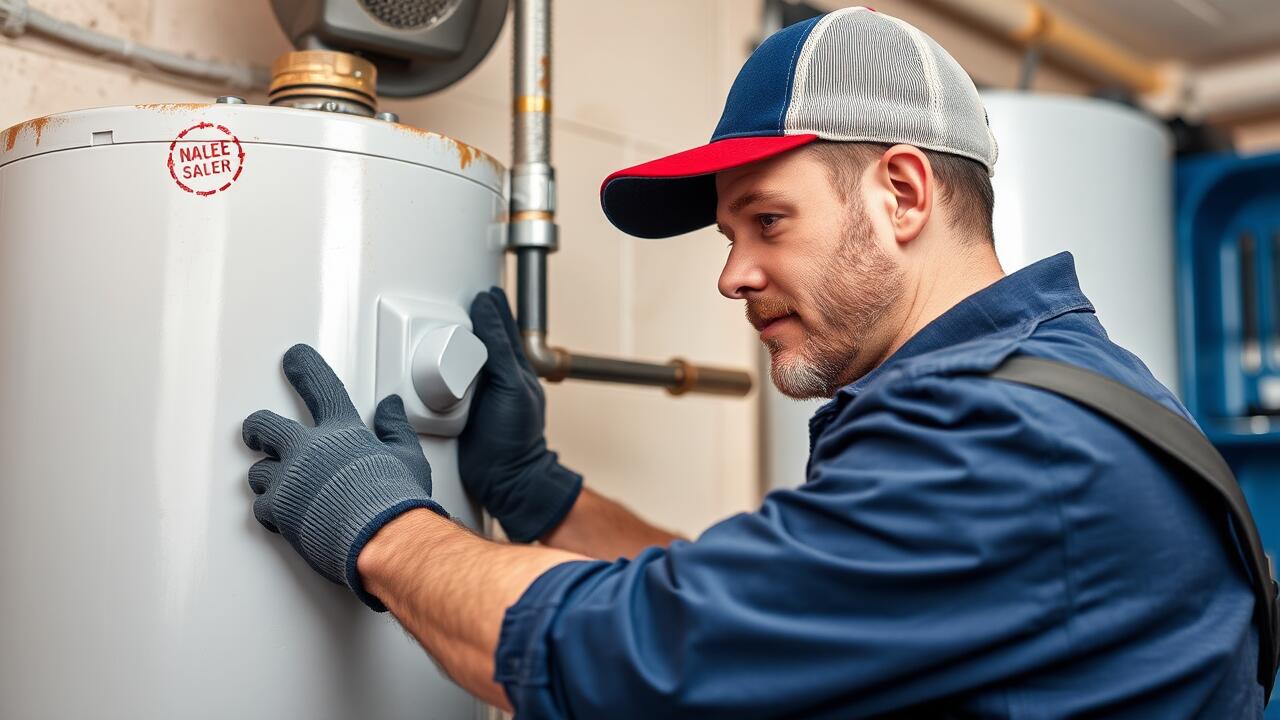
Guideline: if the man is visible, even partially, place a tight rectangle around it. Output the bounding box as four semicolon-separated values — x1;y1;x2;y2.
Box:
242;7;1262;718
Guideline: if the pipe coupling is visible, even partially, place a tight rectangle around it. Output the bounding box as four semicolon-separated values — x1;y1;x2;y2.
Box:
1010;3;1052;44
511;162;557;213
668;358;697;396
508;218;559;251
668;359;753;396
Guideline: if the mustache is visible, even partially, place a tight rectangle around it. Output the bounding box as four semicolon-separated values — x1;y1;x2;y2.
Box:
745;297;797;331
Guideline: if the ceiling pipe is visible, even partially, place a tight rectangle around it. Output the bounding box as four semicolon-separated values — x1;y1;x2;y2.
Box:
0;0;268;89
917;0;1164;94
917;0;1280;122
1189;53;1280;121
506;0;753;397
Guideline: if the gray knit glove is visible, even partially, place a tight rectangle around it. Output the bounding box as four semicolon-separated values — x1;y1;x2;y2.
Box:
242;344;447;611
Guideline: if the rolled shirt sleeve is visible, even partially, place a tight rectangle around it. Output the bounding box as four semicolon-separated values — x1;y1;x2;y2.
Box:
493;373;1163;718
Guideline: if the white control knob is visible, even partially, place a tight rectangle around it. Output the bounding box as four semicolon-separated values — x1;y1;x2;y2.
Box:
410;325;488;413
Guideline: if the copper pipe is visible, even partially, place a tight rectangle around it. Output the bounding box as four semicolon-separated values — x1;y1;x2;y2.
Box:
919;0;1164;93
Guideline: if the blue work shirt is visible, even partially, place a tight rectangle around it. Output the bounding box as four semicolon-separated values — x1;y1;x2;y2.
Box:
494;253;1263;718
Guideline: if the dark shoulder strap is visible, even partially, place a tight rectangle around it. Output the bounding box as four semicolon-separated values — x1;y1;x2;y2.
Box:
987;354;1280;700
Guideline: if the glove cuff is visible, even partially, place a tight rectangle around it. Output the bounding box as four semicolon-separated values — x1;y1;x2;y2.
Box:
345;498;450;612
499;454;584;543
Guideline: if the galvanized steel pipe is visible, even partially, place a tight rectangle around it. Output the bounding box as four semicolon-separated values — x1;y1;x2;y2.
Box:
0;0;267;89
508;0;752;397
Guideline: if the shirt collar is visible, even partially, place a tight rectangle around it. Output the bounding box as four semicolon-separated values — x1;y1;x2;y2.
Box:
837;251;1094;398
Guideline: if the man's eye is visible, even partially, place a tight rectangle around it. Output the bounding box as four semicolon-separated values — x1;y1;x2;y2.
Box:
758;214;781;230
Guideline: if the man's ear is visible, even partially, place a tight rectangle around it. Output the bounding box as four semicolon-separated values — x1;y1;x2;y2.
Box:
877;144;933;246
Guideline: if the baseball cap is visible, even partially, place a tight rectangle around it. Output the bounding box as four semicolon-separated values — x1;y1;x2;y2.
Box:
599;6;999;239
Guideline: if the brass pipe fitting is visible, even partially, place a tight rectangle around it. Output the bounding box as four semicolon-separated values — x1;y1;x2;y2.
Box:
268;50;379;116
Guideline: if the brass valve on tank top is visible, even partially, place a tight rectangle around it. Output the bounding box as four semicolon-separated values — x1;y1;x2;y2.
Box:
268;50;380;118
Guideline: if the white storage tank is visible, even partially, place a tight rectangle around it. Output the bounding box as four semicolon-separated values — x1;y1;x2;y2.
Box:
0;102;504;719
762;93;1177;491
982;91;1178;391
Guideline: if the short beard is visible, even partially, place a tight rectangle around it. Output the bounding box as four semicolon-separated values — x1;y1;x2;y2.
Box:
766;200;904;399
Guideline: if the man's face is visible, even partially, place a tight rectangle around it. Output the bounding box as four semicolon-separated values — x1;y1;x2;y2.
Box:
715;149;905;399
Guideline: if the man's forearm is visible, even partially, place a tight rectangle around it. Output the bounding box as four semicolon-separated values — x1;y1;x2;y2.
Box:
357;508;588;711
541;487;685;559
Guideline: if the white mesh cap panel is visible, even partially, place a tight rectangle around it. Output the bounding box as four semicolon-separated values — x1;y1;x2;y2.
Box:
898;15;1000;171
784;7;998;175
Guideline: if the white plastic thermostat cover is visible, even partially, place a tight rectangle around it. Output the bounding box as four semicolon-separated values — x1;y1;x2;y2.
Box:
412;325;488;413
377;295;486;436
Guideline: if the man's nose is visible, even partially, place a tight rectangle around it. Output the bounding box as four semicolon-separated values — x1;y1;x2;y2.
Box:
717;246;767;300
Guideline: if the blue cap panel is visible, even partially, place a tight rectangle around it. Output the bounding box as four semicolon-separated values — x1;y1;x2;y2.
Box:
710;15;822;142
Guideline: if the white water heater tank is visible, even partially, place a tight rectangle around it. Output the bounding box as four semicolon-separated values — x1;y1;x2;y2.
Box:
0;102;505;719
762;93;1177;492
982;91;1178;390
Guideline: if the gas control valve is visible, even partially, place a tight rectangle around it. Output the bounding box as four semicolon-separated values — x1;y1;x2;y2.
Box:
376;295;488;437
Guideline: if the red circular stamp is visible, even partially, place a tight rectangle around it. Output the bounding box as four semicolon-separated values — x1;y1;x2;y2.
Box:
167;122;245;196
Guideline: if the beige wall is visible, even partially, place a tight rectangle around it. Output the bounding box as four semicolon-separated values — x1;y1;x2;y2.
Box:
7;1;1274;537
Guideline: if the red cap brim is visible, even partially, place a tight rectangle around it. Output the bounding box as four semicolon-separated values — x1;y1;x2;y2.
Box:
599;134;818;239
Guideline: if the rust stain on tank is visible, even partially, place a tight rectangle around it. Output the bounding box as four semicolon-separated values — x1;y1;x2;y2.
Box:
135;103;212;113
539;55;550;91
3;115;62;152
451;138;480;169
391;123;504;175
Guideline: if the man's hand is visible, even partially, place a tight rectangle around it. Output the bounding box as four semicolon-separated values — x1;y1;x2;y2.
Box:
459;288;583;542
242;344;447;610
